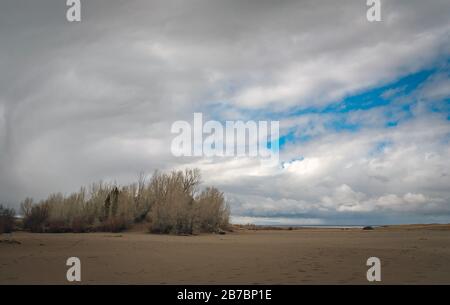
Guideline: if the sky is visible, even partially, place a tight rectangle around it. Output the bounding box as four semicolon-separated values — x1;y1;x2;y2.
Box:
1;0;450;225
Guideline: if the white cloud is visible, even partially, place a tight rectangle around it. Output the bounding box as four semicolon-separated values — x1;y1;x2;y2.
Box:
183;110;450;222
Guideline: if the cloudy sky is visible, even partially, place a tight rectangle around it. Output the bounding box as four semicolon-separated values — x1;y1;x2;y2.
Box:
1;0;450;225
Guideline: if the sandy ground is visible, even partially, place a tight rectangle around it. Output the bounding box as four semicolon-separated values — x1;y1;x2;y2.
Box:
1;226;450;284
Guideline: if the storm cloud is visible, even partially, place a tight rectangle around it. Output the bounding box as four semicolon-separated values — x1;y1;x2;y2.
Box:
1;0;450;224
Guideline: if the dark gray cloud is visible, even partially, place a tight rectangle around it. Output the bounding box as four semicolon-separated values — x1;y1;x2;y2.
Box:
1;0;450;224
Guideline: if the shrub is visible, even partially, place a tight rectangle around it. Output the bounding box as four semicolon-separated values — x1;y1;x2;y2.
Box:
71;217;89;233
22;204;49;233
0;205;16;234
101;216;129;233
147;171;229;234
195;187;230;233
19;168;230;234
147;170;197;234
47;219;70;233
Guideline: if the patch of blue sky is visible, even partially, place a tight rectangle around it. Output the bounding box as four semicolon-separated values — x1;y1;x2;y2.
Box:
369;140;393;156
428;98;450;114
278;131;295;149
383;102;415;127
238;68;439;136
206;65;449;151
278;131;311;150
325;116;360;132
206;68;440;123
301;68;434;115
274;69;440;148
386;121;398;127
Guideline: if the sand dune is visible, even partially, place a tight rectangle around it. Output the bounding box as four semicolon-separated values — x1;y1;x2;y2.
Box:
1;227;450;284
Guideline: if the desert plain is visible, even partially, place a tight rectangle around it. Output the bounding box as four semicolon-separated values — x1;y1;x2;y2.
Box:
1;224;450;284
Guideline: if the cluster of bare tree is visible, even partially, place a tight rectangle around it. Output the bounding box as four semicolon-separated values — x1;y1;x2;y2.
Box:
19;169;230;234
